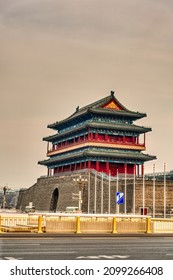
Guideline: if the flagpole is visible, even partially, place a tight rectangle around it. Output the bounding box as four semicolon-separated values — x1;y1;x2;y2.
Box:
88;171;91;214
101;172;103;214
94;170;97;214
108;170;111;214
124;165;127;214
116;169;119;214
142;165;145;215
133;165;136;215
153;164;155;218
164;162;166;219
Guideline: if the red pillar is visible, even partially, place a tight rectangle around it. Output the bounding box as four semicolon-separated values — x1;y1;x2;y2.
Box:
88;161;91;169
96;161;99;172
79;162;82;170
106;162;109;174
141;164;144;176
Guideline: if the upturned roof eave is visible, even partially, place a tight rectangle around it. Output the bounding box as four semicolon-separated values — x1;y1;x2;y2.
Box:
89;108;146;119
88;122;151;133
47;108;146;130
85;150;157;162
47;92;146;129
43;122;151;142
38;149;156;165
47;108;89;129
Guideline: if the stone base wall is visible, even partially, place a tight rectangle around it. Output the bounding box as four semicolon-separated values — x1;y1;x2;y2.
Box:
17;172;173;216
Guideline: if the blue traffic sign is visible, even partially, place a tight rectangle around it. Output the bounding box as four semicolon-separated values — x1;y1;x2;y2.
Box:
116;192;124;204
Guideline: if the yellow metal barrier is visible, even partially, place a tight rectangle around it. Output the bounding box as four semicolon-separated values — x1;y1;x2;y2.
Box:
116;217;147;233
45;215;150;234
38;215;43;233
0;215;2;233
112;217;117;233
76;216;81;234
146;217;151;233
46;216;76;233
80;217;112;233
1;213;173;234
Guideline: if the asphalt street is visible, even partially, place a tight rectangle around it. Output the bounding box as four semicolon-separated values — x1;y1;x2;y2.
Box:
1;234;173;260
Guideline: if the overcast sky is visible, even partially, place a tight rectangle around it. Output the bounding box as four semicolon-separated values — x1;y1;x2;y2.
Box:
0;0;173;189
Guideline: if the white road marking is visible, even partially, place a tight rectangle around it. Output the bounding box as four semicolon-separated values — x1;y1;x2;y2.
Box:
77;254;129;259
3;251;76;255
4;257;22;260
3;243;41;246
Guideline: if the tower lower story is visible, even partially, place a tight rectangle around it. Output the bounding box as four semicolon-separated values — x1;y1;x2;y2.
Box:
50;161;144;177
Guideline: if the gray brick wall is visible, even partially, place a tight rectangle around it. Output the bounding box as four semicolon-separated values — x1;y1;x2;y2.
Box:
17;172;173;216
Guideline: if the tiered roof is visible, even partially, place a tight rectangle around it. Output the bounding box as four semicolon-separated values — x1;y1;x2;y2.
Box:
38;91;156;168
47;91;146;130
44;122;151;142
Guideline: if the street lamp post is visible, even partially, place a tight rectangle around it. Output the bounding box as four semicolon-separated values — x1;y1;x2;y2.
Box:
3;186;7;209
73;175;87;212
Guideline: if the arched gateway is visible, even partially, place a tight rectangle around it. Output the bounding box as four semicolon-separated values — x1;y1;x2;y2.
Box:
49;188;59;212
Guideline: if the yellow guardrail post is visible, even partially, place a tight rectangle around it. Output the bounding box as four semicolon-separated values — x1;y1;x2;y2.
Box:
112;217;117;234
76;216;81;234
38;215;43;234
146;217;151;233
0;216;2;233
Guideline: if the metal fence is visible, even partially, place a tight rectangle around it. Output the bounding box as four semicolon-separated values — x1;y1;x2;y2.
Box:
0;214;44;232
1;213;173;234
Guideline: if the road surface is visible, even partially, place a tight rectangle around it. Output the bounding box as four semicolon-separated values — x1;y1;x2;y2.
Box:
1;234;173;260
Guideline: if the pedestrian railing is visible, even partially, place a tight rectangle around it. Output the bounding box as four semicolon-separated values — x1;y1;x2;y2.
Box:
0;214;45;233
0;213;173;234
152;218;173;233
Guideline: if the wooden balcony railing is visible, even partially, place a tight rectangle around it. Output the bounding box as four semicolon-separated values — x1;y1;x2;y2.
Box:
47;138;145;155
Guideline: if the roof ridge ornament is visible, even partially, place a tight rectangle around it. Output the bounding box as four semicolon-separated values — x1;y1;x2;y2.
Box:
110;90;115;97
76;106;79;112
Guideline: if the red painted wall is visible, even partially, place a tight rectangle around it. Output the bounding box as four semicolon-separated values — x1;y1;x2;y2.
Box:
53;162;136;175
98;134;105;140
99;162;107;172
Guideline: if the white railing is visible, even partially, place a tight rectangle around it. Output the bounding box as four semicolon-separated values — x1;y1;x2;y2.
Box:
152;219;173;232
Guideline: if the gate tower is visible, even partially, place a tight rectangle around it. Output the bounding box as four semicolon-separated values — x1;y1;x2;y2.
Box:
38;91;156;177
